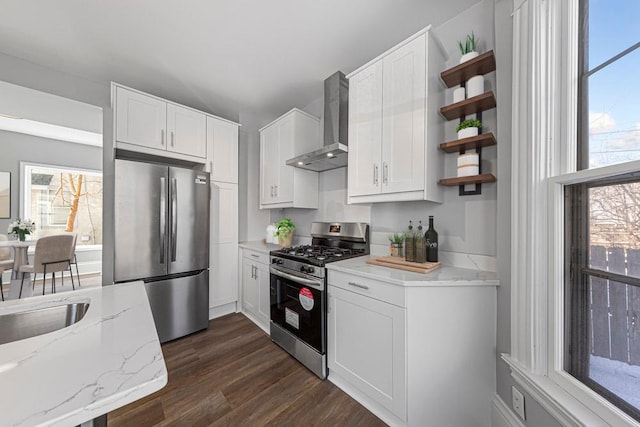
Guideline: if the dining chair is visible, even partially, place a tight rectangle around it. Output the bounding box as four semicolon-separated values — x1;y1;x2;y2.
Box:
18;234;74;298
68;232;80;287
0;234;15;301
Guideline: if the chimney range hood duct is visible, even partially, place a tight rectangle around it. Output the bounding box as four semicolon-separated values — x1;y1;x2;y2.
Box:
286;71;349;172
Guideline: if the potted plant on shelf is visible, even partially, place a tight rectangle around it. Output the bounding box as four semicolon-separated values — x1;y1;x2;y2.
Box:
275;218;295;248
457;32;478;63
456;118;482;139
8;218;36;242
388;233;406;257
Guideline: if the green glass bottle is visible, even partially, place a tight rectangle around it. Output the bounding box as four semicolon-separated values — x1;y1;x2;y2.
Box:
415;221;426;263
404;221;415;262
425;216;438;262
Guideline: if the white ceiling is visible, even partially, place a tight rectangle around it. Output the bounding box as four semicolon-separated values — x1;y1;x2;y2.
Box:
0;0;480;123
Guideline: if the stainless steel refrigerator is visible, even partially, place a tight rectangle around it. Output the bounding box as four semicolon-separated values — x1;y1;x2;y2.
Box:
114;159;210;343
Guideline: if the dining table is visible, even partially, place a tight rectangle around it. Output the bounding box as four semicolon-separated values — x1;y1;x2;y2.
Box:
0;239;37;299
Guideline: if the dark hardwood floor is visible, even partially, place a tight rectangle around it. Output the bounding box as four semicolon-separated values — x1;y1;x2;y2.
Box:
108;313;386;427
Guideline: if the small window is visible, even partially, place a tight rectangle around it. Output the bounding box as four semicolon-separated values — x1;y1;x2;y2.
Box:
22;164;102;246
565;0;640;420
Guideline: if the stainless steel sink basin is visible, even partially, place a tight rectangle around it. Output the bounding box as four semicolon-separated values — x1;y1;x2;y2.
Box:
0;302;90;345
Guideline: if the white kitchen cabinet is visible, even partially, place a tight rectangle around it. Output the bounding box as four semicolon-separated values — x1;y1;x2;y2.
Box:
259;108;320;209
166;103;206;158
209;182;238;311
328;285;407;420
347;27;445;204
207;116;239;183
115;86;167;151
327;265;497;427
113;84;208;162
240;249;270;333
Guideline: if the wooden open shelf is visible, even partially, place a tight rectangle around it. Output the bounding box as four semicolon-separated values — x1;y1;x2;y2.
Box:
440;50;496;88
439;133;497;153
439;173;496;186
440;92;496;121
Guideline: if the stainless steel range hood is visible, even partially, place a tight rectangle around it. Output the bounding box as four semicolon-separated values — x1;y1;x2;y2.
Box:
286;72;348;172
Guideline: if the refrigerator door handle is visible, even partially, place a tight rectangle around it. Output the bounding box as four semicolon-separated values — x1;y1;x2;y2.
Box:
170;177;178;262
159;176;166;264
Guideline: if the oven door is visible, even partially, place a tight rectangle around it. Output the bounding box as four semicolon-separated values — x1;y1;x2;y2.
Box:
270;266;325;354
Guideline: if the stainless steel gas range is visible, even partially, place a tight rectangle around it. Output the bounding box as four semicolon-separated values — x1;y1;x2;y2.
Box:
269;222;370;379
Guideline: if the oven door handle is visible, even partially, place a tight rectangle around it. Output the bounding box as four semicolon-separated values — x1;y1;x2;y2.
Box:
270;266;324;291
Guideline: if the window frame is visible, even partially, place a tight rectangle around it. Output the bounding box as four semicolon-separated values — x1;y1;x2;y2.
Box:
504;0;640;425
20;161;103;249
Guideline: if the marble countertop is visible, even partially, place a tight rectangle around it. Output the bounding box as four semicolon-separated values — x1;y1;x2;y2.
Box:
327;256;499;287
238;240;281;254
0;281;167;427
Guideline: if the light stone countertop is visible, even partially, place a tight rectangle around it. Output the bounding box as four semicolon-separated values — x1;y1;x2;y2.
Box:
327;256;499;287
0;281;167;427
238;240;281;255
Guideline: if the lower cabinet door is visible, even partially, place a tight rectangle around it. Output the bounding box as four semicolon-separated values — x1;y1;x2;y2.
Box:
209;243;238;308
328;285;407;420
242;259;258;314
257;262;271;327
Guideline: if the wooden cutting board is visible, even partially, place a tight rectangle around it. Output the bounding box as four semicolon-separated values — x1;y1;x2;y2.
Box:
366;256;442;274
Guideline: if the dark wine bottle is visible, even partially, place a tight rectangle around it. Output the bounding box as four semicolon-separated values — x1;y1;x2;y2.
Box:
425;216;438;262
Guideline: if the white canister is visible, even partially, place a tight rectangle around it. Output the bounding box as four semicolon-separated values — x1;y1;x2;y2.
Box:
266;224;276;243
466;75;484;98
457;152;480;177
453;87;465;104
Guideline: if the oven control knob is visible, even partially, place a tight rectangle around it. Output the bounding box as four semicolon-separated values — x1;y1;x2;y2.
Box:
301;266;315;274
272;258;284;265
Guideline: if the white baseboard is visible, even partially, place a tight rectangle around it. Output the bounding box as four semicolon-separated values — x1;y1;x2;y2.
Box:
492;394;525;427
208;302;237;320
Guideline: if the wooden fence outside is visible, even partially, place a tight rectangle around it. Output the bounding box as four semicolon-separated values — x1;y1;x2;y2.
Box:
590;246;640;365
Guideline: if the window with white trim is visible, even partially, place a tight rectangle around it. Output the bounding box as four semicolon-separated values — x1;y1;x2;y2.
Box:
565;0;640;421
22;163;102;246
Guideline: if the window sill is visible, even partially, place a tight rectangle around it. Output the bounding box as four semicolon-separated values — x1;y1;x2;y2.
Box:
501;354;636;427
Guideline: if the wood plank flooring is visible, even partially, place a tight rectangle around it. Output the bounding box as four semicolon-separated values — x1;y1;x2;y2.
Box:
108;313;386;426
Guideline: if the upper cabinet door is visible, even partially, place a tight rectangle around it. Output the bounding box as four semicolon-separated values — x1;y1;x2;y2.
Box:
348;61;383;197
167;103;207;158
273;115;294;204
260;125;280;205
115;87;167;150
207;117;238;183
381;33;426;194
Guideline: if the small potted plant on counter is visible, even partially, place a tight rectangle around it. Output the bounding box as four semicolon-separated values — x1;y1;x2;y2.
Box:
388;233;406;257
456;118;482;139
275;218;295;248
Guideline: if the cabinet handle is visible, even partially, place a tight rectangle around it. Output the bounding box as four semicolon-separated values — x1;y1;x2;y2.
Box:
171;131;175;147
373;164;378;185
251;254;259;258
348;281;369;290
270;185;274;197
274;185;278;197
383;162;388;184
161;129;165;146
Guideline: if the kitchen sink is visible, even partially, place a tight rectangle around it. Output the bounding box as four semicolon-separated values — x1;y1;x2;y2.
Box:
0;302;90;345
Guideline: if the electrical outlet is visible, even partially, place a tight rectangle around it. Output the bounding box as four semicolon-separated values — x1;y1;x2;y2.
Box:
512;386;526;420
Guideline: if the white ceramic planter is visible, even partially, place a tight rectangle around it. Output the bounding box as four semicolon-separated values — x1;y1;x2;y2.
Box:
457;152;480;177
460;51;479;64
466;75;484;98
453;87;465;103
457;127;479;140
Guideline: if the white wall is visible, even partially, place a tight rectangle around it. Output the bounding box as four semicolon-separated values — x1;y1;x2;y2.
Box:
270;0;498;262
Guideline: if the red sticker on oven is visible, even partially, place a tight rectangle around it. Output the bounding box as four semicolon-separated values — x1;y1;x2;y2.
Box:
299;287;314;311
